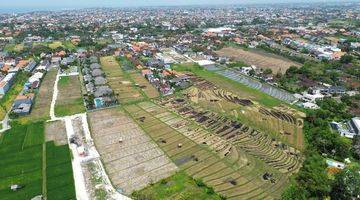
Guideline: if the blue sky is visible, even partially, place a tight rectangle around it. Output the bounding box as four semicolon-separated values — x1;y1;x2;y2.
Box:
0;0;356;12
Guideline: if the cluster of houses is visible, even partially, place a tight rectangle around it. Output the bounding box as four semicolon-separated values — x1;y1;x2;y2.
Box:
296;84;350;109
10;61;51;116
82;56;116;109
282;38;345;60
330;117;360;139
141;58;190;96
0;58;38;96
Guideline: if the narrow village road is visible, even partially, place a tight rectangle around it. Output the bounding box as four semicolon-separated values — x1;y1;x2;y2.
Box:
48;71;130;200
0;112;11;133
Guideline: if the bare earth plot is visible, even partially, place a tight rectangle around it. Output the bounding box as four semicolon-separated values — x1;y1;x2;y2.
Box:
45;120;67;146
23;69;57;122
100;56;143;103
216;47;300;74
124;101;302;200
55;76;85;117
88;108;178;195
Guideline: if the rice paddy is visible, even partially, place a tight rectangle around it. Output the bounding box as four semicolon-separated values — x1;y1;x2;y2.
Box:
0;121;75;200
123;100;301;199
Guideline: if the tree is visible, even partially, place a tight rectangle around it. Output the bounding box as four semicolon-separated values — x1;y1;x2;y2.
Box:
263;68;273;75
249;69;255;76
340;54;353;64
282;184;308;200
353;136;360;160
330;164;360;200
296;153;331;198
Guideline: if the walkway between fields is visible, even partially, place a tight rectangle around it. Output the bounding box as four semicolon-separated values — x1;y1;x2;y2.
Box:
0;111;11;133
48;70;130;200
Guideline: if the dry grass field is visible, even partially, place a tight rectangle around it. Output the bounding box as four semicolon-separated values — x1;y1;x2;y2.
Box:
55;76;85;117
100;56;143;103
216;47;300;74
22;69;57;122
88;108;178;195
129;72;159;99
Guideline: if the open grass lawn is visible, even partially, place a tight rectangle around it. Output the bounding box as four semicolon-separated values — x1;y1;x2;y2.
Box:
62;41;76;51
48;41;63;49
32;41;77;51
100;56;144;103
21;69;57;122
4;44;24;52
172;64;283;108
0;121;75;200
0;72;28;120
55;76;85;117
132;171;223;200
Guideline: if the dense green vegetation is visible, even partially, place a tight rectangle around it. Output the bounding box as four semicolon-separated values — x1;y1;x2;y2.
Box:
282;98;359;200
0;121;75;200
132;171;223;200
277;56;359;93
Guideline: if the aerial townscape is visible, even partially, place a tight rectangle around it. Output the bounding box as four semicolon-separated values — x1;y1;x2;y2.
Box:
0;0;359;200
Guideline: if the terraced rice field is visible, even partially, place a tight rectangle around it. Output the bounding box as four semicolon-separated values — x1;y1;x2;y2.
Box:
185;76;304;150
88;108;178;195
124;101;300;199
55;76;85;117
0;122;75;200
24;69;57;122
100;56;143;103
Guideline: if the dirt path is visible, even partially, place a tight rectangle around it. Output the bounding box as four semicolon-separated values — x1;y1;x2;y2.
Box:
47;70;130;200
0;112;11;133
64;117;89;200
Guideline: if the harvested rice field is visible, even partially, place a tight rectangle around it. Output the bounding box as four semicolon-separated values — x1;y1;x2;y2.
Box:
215;47;300;74
55;75;85;117
100;56;144;103
124;101;300;199
88;108;178;195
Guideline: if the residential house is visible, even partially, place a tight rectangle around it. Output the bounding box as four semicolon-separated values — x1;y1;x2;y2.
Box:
0;73;16;95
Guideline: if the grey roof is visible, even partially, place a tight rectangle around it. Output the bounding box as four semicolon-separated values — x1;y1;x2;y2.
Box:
13;103;32;115
85;83;95;93
84;75;92;82
90;63;101;70
94;76;107;86
94;86;113;97
91;69;103;77
89;56;98;63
